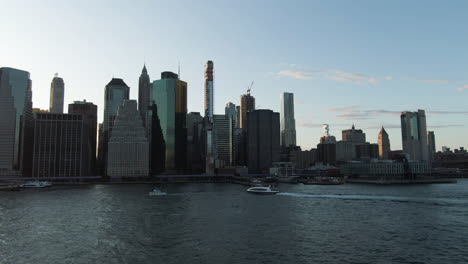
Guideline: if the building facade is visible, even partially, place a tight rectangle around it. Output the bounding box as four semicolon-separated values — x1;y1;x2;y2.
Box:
342;125;366;144
378;127;391;160
225;102;237;128
280;92;296;147
32;113;89;177
49;74;65;113
427;131;436;161
355;143;379;160
213;114;235;168
401;110;429;161
204;61;214;122
68;100;98;175
240;93;255;129
247;110;280;173
107;100;149;177
0;67;34;176
186;112;204;173
152;72;187;173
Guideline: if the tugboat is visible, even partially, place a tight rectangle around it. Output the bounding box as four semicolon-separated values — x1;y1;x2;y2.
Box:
246;185;279;195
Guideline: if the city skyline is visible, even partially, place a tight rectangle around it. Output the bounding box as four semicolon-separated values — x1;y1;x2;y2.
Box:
1;1;467;150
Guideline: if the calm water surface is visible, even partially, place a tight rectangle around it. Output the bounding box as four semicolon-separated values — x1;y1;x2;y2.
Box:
1;180;468;264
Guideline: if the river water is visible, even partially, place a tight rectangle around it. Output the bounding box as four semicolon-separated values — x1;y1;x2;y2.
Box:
1;180;468;264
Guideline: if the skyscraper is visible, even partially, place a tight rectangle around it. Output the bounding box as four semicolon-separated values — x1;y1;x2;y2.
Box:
247;109;280;173
378;127;391;159
49;74;64;113
427;131;436;161
401;109;429;161
152;71;187;173
69;100;98;174
240;93;255;129
138;64;151;128
342;124;366;144
186;112;203;173
225;102;237;128
280;92;296;147
32;113;88;177
107;100;149;177
98;78;129;174
204;61;214;122
0;67;34;176
213;114;235;167
235;105;241;128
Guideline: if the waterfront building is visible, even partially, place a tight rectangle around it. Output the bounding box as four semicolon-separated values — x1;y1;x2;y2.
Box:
401;109;429;161
138;64;151;128
49;74;65;113
280;92;296;147
225;102;237;128
186;112;204;173
152;71;187;173
290;149;317;169
318;124;337;165
340;160;431;180
427;131;436;161
240;93;255;129
378;127;391;160
213;114;235;168
204;61;214;122
247;109;280;173
98;78;129;174
68;100;98;175
32;113;90;177
107;100;149;177
0;67;34;176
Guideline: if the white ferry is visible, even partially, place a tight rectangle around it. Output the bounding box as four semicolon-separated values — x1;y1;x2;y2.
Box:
19;181;52;188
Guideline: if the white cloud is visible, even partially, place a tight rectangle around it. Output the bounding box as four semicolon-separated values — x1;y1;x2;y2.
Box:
276;70;314;80
457;84;468;92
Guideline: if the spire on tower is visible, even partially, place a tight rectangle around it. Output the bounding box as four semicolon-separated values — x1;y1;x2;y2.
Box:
142;63;147;74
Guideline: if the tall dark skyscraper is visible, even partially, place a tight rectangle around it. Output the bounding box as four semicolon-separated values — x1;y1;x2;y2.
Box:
0;67;34;176
225;102;237;128
280;92;296;147
213;114;235;167
49;74;65;113
186;112;203;173
98;78;129;175
152;71;187;173
138;64;151;128
427;130;436;161
69;100;98;175
32;113;88;177
247;109;280;173
204;61;214;122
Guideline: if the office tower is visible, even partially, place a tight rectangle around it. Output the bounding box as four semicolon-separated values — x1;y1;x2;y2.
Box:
32;113;89;177
378;127;391;159
148;103;166;175
152;71;187;173
355;143;379;160
0;67;34;176
317;124;337;165
240;93;255;129
336;141;355;161
225;102;237;128
280;92;297;147
186;112;203;173
401;110;429;161
213;114;235;168
49;74;65;113
247;110;280;173
107;100;149;177
98;78;129;174
69;100;98;175
342;124;366;144
236;105;241;128
204;61;214;122
427;131;436;161
138;64;151;128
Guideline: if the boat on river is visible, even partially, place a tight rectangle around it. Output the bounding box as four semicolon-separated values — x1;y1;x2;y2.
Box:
19;181;52;188
246;185;279;195
149;187;166;196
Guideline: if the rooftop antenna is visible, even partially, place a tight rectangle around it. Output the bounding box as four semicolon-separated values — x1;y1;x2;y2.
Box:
54;73;58;78
247;81;254;95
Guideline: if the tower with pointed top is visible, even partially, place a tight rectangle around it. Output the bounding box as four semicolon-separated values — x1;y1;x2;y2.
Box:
378;127;391;159
138;64;151;128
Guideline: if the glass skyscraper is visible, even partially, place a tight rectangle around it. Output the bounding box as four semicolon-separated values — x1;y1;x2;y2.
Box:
152;72;187;173
0;67;34;176
401;109;429;161
49;74;65;113
280;92;296;147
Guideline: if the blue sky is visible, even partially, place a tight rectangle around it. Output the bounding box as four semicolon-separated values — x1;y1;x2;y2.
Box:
1;0;467;150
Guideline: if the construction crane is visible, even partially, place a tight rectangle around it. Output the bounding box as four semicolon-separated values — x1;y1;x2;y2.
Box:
247;81;254;95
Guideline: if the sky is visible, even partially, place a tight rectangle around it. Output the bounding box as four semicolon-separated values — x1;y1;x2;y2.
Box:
1;0;467;151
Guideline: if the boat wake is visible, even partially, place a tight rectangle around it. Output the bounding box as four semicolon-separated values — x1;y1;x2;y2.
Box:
277;192;468;206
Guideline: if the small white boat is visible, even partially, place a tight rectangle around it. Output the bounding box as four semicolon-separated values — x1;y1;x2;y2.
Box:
19;181;52;188
149;187;166;196
246;185;279;195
